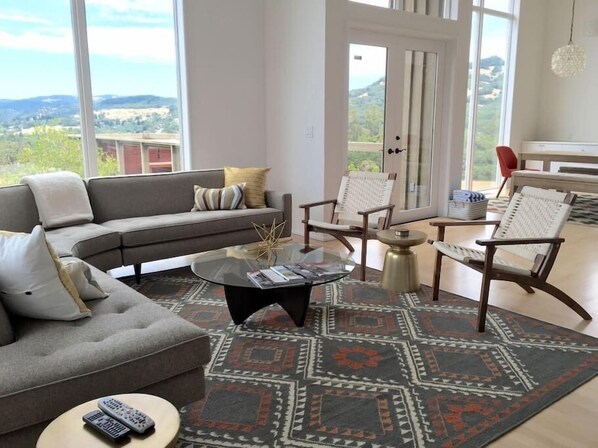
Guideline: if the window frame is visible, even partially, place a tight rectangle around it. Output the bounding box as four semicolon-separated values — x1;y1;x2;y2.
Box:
462;0;519;191
69;0;184;178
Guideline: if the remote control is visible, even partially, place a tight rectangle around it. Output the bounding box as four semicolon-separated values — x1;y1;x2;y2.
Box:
82;410;131;443
98;396;155;434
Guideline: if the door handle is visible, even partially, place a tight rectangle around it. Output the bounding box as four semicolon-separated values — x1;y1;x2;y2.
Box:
393;148;407;154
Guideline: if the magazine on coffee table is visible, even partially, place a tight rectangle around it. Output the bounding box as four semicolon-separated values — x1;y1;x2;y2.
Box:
246;268;308;289
286;262;350;279
247;263;350;289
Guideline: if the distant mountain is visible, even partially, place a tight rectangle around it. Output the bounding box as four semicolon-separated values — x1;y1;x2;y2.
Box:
0;95;80;123
349;56;505;112
0;94;177;127
94;95;177;110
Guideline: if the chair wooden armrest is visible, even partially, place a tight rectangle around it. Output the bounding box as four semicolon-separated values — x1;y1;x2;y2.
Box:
430;219;501;227
429;219;501;243
357;204;395;215
299;199;337;209
475;237;565;247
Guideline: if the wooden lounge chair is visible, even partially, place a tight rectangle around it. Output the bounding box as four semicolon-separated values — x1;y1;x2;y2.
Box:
429;186;592;332
300;171;396;281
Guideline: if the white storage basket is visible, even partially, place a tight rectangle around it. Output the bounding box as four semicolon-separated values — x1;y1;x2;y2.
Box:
447;199;488;220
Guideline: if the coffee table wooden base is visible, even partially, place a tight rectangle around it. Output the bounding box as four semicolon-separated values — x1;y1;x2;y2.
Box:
224;284;313;326
36;393;180;448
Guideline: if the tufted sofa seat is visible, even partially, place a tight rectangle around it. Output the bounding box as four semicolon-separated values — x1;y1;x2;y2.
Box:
0;260;210;446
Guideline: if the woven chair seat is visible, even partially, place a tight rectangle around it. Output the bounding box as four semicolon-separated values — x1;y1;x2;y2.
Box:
433;241;531;276
307;219;379;236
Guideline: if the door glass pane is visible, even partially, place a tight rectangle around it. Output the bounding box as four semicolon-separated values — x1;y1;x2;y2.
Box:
471;14;509;190
348;44;386;172
0;1;83;186
400;50;437;211
85;0;180;176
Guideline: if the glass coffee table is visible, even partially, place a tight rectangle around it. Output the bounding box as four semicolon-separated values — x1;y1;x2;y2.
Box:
191;243;355;326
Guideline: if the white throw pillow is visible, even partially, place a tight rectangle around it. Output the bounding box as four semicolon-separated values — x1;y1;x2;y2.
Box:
63;260;109;300
0;226;91;321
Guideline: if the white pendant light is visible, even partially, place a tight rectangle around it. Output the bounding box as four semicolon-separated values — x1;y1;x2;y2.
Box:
551;0;587;77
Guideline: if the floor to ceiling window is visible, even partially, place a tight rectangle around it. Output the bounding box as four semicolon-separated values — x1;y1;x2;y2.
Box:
462;0;516;191
0;0;181;186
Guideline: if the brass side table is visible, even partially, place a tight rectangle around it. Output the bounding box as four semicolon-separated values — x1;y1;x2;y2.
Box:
376;228;427;292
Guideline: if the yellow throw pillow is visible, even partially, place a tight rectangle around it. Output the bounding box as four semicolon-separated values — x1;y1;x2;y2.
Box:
224;166;270;208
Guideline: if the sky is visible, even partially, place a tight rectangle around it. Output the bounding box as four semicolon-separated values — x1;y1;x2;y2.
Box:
0;0;178;99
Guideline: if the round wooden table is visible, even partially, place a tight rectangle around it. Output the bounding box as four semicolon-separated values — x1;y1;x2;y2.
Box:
36;393;180;448
377;228;427;292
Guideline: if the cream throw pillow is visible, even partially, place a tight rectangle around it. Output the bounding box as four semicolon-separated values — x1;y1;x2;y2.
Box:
0;226;91;320
193;183;246;211
224;166;270;208
63;260;109;300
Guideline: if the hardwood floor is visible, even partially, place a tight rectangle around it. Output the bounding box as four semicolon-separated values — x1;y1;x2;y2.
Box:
110;210;598;447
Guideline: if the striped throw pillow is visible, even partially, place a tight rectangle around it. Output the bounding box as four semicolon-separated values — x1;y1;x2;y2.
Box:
193;183;246;211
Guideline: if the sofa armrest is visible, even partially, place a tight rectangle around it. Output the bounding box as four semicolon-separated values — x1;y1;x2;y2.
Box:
265;191;292;237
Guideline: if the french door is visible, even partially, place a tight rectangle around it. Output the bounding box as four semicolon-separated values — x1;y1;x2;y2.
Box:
348;32;445;223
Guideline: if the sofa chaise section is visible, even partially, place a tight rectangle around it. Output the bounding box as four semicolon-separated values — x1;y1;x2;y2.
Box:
0;261;211;447
0;184;122;271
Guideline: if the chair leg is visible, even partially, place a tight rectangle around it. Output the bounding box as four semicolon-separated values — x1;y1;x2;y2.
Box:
334;235;355;253
496;177;508;198
533;282;592;320
359;238;367;281
516;282;535;294
477;247;496;332
304;223;310;246
432;251;443;301
477;274;492;332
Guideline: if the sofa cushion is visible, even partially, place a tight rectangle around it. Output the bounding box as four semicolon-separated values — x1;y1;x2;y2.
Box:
87;169;226;222
101;208;283;247
224;166;270;208
0;263;210;435
193;183;245;211
0;302;14;346
0;226;90;321
45;223;121;259
0;185;40;233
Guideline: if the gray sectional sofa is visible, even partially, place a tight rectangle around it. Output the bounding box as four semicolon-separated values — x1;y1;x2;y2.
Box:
0;168;292;446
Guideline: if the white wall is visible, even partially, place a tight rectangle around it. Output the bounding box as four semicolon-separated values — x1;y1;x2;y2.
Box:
509;0;547;149
516;0;598;143
180;0;266;169
264;0;326;235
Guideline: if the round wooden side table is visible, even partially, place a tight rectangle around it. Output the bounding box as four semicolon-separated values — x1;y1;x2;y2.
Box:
36;393;180;448
377;228;427;292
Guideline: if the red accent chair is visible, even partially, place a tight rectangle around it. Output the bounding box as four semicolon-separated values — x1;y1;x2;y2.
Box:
495;146;539;198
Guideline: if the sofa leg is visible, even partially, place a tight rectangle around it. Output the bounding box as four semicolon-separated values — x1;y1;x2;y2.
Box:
134;264;142;284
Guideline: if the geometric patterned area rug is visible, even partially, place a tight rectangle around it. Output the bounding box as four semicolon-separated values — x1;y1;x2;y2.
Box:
121;268;598;448
488;193;598;227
